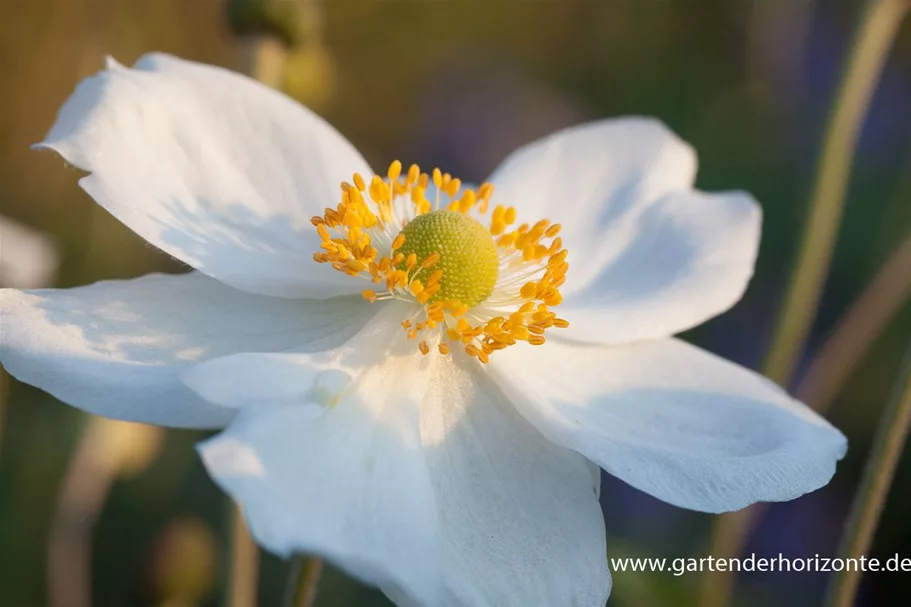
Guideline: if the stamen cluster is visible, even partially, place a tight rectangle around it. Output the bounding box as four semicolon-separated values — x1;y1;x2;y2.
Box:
311;161;570;362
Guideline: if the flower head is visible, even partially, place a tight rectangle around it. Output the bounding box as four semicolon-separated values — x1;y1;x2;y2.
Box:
0;54;847;606
312;161;569;361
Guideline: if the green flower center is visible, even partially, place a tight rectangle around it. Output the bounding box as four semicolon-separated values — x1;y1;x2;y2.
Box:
397;210;499;307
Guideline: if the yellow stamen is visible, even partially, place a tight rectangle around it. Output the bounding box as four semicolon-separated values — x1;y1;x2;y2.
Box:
310;161;570;361
387;160;402;181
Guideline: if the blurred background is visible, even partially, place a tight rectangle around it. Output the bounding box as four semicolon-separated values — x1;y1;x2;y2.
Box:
1;0;910;606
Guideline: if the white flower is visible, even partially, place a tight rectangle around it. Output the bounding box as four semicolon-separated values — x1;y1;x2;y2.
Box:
0;54;846;606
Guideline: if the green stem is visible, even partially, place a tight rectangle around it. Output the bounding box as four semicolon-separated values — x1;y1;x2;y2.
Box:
226;506;259;607
824;342;911;607
699;1;910;606
796;231;911;411
282;556;324;607
764;0;910;386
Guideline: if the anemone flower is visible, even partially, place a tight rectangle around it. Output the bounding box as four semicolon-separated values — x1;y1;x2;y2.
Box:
0;54;846;606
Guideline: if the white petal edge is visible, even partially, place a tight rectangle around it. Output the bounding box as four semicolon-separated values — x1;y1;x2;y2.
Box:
419;356;611;606
0;272;374;428
556;189;761;344
197;329;442;606
490;338;847;513
35;53;370;298
486;116;697;298
181;301;414;411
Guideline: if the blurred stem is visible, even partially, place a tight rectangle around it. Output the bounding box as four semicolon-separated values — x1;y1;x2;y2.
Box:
824;341;911;607
0;370;8;460
282;556;324;607
765;0;910;386
237;35;289;90
227;507;259;607
48;418;162;607
48;419;118;607
700;2;910;606
796;231;911;411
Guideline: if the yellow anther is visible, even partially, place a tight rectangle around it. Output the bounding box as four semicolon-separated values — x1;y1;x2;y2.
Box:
445;178;461;198
421;252;441;269
346;259;368;273
369;175;389;203
520;282;538;299
388;160;403;181
458;190;476;213
512;326;530;340
532;309;553;322
312;164;568;361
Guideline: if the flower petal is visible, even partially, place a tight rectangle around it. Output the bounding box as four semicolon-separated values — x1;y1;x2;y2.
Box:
557;189;761;344
486;117;696;293
181;301;413;410
36;53;370;298
186;313;610;606
197;313;442;605
420;357;611;606
490;339;847;513
0;272;373;428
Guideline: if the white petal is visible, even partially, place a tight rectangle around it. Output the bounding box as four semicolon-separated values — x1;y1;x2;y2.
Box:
198;338;442;605
36;53;370;298
0;272;373;428
557;189;761;344
419;357;611;606
182;301;414;410
487;117;696;294
491;339;847;513
187;314;610;606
